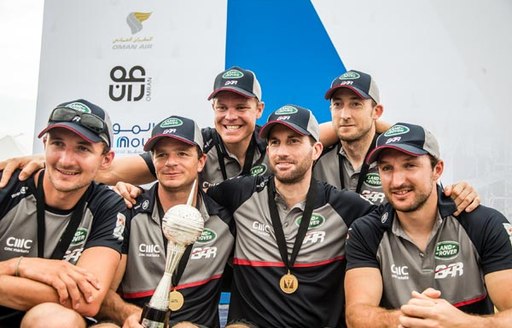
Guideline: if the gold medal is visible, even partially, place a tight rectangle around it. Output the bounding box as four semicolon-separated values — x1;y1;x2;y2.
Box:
279;271;299;294
169;289;184;311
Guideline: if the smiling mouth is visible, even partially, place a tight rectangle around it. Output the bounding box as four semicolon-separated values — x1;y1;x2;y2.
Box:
224;125;242;130
56;168;80;176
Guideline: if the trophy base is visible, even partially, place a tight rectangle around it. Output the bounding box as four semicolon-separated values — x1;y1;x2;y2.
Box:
140;303;170;328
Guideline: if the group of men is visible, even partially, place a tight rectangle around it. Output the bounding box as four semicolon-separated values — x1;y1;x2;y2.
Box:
0;66;510;328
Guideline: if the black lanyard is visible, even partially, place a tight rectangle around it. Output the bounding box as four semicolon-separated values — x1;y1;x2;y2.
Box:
35;170;92;259
216;136;258;180
337;134;378;193
267;177;317;272
156;193;196;287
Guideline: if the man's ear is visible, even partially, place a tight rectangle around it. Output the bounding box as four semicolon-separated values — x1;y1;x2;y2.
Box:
372;103;384;120
256;101;265;119
312;141;323;161
101;150;115;169
433;159;444;182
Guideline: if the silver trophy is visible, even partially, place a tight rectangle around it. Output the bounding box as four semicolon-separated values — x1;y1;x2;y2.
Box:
141;180;204;328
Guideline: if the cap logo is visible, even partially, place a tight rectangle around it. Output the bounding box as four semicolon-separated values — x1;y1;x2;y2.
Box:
275;106;298;115
339;81;354;86
384;125;410;137
160;117;183;128
222;69;244;79
339;72;361;80
65;102;91;113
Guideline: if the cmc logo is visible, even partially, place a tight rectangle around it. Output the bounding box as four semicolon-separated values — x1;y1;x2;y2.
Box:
109;66;152;102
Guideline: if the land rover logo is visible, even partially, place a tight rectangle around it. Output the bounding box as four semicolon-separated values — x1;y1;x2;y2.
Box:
434;241;460;260
65;102;91;113
71;228;88;245
384;125;410;137
250;164;267;176
222;69;244;79
160;117;183;128
339;72;360;80
275;106;298;115
197;228;217;244
364;173;381;187
296;214;325;229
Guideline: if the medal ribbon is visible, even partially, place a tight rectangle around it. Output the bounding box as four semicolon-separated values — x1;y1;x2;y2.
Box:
267;176;317;273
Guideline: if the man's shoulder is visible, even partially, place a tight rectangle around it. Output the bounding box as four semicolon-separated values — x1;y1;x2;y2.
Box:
86;182;126;212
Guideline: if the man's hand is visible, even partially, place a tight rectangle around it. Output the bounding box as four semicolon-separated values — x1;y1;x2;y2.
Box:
443;181;480;216
0;155;45;188
122;311;143;328
17;257;100;310
399;289;473;328
113;181;142;208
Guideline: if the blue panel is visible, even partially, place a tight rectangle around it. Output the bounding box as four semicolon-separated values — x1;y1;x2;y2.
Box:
226;0;346;124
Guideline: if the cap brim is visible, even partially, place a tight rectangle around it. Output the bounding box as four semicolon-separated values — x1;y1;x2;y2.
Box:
324;85;372;100
366;144;429;164
38;123;102;144
259;121;311;140
143;134;197;151
207;87;256;100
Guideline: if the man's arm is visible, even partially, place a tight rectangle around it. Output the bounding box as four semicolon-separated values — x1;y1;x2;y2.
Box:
399;271;512;327
0;154;154;187
96;255;143;326
345;267;401;328
0;247;120;317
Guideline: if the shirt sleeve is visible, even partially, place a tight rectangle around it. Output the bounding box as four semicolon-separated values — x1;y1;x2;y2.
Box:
140;152;156;178
346;214;383;270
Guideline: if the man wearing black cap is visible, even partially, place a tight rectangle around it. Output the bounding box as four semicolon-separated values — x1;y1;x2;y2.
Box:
345;122;512;327
0;99;126;327
95;116;234;328
207;104;377;328
314;70;477;214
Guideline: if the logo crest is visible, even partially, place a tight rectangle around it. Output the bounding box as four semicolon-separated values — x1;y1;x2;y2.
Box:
434;241;460;260
71;228;88;245
275;106;298;115
384;125;410;137
160;117;183;128
65;102;91;113
197;228;217;244
222;69;244;79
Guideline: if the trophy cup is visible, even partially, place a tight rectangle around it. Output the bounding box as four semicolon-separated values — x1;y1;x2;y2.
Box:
141;180;204;328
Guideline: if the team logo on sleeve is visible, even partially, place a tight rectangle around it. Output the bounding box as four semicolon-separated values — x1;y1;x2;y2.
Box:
113;213;126;241
503;223;512;246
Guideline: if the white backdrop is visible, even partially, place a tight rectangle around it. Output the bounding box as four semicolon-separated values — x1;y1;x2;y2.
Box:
34;0;512;217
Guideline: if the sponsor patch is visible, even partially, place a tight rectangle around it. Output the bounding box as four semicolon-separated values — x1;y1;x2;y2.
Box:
364;172;381;187
71;228;88;245
296;213;325;229
196;228;217;244
383;124;410;137
434;241;460;260
160;117;183;128
250;164;267;176
275;105;298;115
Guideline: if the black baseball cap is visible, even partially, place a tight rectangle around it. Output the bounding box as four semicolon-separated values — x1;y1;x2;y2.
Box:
324;70;380;103
144;115;203;152
38;99;113;147
259;105;320;141
207;66;262;100
366;122;440;164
